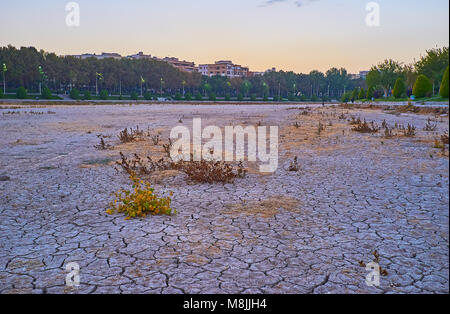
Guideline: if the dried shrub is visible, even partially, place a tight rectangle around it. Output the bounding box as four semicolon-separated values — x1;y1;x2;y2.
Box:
179;160;247;183
116;152;248;183
351;119;379;133
423;118;437;132
118;126;144;143
94;137;113;150
288;156;300;172
403;124;416;137
317;121;325;135
151;134;161;145
107;173;174;220
162;138;173;157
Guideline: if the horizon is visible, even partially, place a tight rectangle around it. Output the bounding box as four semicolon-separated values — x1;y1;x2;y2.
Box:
0;0;448;73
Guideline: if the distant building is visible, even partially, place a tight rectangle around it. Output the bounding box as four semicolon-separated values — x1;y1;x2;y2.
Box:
127;52;153;60
72;52;122;60
199;61;249;78
265;67;277;73
349;71;370;80
359;71;369;80
163;57;197;73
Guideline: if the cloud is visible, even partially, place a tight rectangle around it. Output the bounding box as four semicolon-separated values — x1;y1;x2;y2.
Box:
259;0;319;8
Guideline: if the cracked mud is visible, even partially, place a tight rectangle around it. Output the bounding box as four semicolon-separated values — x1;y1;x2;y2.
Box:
0;104;448;294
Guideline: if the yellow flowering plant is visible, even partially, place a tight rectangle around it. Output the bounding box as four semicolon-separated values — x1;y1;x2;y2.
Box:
107;174;174;219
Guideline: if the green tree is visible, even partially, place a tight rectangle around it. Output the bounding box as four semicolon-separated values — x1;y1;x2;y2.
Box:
366;86;375;99
175;92;182;100
100;89;109;100
0;88;3;99
439;66;449;98
415;47;449;95
83;91;92;100
143;91;152;100
130;91;138;100
351;88;359;102
241;80;251;97
185;93;192;101
341;91;352;103
237;93;244;101
70;88;80;100
41;87;52;99
358;88;366;100
209;92;216;101
366;59;404;96
413;74;433;98
16;86;27;99
392;78;406;99
195;92;202;101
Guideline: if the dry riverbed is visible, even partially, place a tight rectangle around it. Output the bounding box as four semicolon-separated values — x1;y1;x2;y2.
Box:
0;103;448;294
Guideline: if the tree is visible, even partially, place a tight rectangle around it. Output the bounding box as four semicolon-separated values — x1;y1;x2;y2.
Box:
366;86;375;100
241;80;251;97
392;78;406;99
70;88;80;100
358;88;366;100
185;93;192;101
130;91;138;100
351;88;359;102
143;91;152;100
175;92;182;101
0;89;3;99
41;87;52;99
440;66;449;98
415;47;449;95
413;74;433;98
209;92;216;101
16;86;27;99
195;92;202;101
341;91;352;103
100;89;109;100
83;91;92;100
366;59;404;96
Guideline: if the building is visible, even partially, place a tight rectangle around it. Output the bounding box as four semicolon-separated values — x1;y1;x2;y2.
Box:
72;52;122;60
359;71;369;80
198;61;249;78
163;57;197;73
126;52;153;60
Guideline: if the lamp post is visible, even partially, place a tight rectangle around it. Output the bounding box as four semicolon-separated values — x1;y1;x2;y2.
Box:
95;72;103;96
2;63;7;94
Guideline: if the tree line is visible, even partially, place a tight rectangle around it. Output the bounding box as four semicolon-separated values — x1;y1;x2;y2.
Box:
0;45;448;100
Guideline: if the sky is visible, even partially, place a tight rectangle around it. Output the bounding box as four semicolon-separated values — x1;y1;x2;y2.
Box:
0;0;448;73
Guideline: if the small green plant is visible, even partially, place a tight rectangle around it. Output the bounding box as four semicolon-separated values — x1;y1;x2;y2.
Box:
100;89;109;100
195;92;202;101
41;87;52;99
107;173;174;219
70;88;80;100
83;91;92;100
16;86;27;99
130;91;138;100
393;78;406;99
185;93;192;101
413;74;433;98
440;66;449;98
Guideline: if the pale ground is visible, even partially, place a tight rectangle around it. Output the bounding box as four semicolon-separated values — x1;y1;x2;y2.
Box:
0;103;448;294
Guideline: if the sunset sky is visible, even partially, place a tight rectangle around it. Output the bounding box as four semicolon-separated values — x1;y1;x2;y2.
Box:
1;0;448;73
